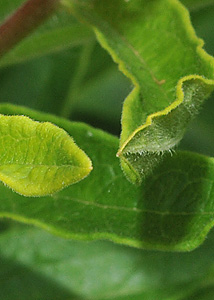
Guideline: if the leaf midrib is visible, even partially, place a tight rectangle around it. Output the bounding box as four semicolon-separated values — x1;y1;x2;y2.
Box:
51;194;214;217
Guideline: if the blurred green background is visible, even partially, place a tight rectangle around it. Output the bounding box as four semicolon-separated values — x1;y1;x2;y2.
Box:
0;1;214;299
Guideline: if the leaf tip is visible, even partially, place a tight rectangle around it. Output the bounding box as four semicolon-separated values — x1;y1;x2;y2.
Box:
0;115;93;197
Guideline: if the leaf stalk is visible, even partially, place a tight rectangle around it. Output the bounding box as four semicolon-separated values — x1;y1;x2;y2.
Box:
0;0;60;58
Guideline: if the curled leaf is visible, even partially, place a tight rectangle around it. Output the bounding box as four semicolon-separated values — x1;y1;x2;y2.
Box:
65;0;214;184
1;105;214;251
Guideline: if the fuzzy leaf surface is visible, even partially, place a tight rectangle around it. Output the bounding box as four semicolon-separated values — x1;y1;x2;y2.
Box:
0;114;92;196
65;0;214;184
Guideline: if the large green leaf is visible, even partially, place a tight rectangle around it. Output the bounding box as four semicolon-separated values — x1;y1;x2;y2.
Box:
0;114;92;196
0;0;93;66
1;225;214;299
1;104;214;251
64;0;214;184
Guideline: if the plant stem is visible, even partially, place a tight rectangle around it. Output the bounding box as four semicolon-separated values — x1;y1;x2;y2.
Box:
60;40;95;118
0;0;60;58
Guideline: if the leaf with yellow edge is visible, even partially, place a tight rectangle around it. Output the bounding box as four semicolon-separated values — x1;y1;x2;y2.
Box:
63;0;214;184
0;115;92;196
2;104;214;251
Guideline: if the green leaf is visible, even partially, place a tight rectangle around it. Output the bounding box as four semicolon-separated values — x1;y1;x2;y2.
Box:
1;104;214;251
1;225;214;299
0;114;92;196
0;0;94;66
64;0;214;185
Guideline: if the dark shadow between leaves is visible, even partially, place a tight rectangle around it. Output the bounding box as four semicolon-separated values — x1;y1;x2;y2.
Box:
138;151;214;251
0;255;83;300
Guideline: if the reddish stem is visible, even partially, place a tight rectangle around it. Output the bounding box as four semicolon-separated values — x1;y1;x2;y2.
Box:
0;0;60;58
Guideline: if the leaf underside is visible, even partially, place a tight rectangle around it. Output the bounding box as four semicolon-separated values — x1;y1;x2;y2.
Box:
65;0;214;184
0;115;92;196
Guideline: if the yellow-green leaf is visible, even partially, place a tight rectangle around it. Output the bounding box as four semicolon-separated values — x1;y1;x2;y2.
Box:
0;115;92;196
